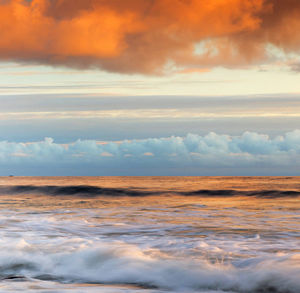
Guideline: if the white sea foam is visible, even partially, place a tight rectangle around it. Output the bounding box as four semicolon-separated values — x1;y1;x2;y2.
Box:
0;237;299;292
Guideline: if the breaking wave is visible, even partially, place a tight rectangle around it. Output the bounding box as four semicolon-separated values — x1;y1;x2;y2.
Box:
0;239;299;293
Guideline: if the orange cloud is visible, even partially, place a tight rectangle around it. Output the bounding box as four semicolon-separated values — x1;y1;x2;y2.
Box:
0;0;299;74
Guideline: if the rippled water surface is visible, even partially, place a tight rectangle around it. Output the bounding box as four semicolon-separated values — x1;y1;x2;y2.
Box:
0;177;299;292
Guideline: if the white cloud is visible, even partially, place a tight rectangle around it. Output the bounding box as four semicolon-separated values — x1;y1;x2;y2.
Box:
0;130;300;175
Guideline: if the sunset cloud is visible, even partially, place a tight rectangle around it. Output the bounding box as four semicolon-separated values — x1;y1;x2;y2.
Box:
0;0;300;74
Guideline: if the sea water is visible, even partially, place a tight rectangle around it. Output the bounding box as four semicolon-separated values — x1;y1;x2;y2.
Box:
0;176;299;292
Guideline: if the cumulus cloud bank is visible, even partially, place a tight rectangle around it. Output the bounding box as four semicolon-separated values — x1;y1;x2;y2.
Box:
1;0;300;74
1;131;300;175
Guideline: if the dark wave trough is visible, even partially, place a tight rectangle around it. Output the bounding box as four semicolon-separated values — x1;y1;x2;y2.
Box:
182;189;300;198
0;185;155;197
0;185;299;198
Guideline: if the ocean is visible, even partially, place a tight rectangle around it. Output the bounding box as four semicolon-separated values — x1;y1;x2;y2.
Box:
0;176;299;292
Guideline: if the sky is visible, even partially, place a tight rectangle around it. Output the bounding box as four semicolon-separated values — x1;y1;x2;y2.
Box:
0;0;300;175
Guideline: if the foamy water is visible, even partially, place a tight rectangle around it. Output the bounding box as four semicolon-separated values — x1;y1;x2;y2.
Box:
0;177;299;292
